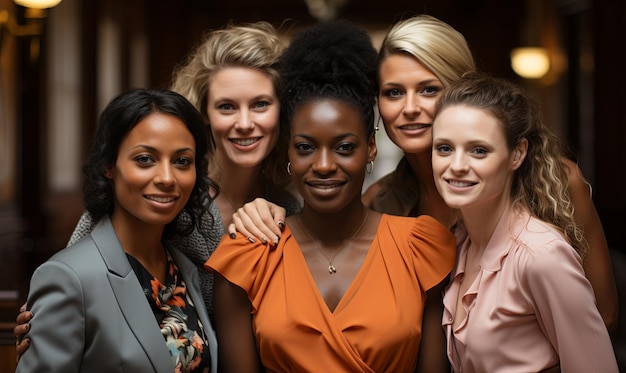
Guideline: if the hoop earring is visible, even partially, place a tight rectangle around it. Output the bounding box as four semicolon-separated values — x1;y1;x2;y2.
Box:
287;162;291;176
366;160;374;174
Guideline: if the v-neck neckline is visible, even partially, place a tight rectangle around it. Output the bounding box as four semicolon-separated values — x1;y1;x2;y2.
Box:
288;216;383;315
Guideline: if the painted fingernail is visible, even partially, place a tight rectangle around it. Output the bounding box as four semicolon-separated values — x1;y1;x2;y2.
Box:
261;238;267;245
229;233;236;239
278;221;285;230
248;237;255;243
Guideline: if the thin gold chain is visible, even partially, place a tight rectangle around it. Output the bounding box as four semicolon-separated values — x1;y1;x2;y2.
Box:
297;209;370;274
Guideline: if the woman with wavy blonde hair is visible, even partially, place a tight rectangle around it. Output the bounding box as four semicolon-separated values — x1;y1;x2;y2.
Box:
171;21;299;226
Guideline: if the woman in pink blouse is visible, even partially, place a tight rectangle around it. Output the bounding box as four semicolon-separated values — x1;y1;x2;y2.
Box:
431;72;618;372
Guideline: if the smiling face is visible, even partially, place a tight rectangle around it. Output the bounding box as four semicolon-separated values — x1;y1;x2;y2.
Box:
377;53;444;154
207;66;280;170
289;99;376;214
107;113;197;230
432;105;525;215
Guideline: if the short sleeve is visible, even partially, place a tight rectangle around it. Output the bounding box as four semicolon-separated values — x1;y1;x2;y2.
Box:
409;215;457;291
380;215;456;292
204;232;280;311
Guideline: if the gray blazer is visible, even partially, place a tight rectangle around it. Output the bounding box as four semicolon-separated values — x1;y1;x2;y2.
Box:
16;217;218;373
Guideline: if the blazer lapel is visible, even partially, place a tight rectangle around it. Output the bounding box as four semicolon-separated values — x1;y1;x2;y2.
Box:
91;217;174;373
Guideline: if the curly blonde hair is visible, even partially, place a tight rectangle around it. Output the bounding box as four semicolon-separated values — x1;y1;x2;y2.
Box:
170;21;289;187
435;72;587;257
378;15;476;87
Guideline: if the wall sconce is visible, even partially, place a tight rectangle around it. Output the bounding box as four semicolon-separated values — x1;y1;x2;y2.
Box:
510;47;550;79
14;0;62;7
0;0;62;42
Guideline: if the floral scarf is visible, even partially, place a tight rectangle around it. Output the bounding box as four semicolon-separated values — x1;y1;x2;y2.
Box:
127;250;210;373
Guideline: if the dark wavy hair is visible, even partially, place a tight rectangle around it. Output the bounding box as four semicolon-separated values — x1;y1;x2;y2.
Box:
82;88;217;239
278;20;379;138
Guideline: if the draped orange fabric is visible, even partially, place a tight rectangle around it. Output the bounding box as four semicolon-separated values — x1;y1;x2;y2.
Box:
206;214;456;372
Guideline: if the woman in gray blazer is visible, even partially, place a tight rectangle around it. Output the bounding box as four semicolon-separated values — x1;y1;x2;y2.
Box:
16;89;218;373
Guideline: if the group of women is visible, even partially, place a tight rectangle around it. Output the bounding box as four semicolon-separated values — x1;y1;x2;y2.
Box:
15;13;619;373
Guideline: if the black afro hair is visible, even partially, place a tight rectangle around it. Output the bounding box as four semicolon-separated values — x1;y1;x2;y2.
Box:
279;20;378;135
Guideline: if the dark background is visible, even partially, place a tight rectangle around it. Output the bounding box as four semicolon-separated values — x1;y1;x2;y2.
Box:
1;0;624;369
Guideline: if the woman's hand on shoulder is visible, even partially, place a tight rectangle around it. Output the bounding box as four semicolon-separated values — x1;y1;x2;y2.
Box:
228;198;286;246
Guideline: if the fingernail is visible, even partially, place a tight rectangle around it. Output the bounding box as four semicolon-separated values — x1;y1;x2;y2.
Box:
261;238;267;245
273;238;279;245
229;233;236;239
248;237;255;243
278;221;285;230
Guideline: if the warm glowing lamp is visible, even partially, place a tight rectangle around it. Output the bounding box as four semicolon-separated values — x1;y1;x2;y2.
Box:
0;0;62;55
510;47;550;79
13;0;62;9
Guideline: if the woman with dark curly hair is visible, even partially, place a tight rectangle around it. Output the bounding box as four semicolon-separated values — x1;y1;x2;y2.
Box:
206;20;456;372
17;89;217;373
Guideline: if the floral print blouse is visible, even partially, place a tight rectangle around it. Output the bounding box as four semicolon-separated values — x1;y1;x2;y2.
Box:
127;250;210;373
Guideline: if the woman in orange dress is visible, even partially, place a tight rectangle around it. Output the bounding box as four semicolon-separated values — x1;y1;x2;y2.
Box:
206;20;456;372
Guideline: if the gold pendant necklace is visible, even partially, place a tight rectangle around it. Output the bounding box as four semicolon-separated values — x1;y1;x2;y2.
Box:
297;209;369;274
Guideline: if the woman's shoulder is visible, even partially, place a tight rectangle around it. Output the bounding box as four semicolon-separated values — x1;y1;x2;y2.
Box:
507;213;583;275
516;214;573;251
381;214;451;232
207;228;288;270
170;199;225;264
378;214;455;254
377;215;456;289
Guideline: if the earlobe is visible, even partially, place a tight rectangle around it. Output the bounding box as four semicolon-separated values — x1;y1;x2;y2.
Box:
368;133;378;163
104;168;113;179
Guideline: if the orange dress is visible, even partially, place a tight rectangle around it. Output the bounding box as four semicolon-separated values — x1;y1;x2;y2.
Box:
206;214;456;372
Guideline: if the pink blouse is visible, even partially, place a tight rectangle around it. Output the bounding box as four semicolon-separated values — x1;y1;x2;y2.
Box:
443;207;618;373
